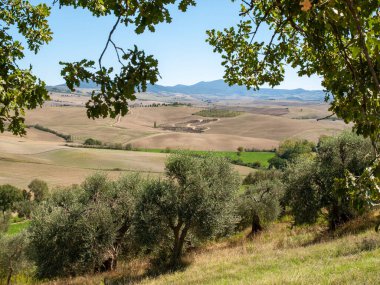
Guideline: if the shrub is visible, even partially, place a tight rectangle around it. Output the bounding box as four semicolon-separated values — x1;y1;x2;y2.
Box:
243;169;282;185
28;173;143;278
269;138;315;169
83;138;102;146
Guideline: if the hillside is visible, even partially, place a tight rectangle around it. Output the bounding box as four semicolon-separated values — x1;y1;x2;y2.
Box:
47;80;326;101
39;213;380;285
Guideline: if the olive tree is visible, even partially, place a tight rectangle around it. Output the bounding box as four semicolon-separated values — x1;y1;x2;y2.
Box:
28;179;49;202
0;232;30;285
316;131;375;229
238;174;284;236
28;173;143;278
135;153;240;267
283;157;321;225
284;132;375;229
0;185;23;214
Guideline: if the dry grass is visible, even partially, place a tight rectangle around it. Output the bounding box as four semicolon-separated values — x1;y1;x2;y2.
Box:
23;101;349;151
1;98;349;187
35;213;380;285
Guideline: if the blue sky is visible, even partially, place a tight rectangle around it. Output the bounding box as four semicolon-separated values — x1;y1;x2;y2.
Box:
21;0;323;90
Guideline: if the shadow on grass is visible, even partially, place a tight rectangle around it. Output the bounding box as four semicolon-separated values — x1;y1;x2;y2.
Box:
103;258;191;285
302;211;380;247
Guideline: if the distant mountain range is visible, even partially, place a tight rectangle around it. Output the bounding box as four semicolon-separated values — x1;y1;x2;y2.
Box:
48;79;327;101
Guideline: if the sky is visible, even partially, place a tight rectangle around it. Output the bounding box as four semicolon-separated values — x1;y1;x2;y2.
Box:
20;0;323;90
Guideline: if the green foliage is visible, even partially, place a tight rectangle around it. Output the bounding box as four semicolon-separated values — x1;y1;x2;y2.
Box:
283;157;321;225
0;184;23;213
316;132;375;229
60;46;160;120
0;0;51;135
284;132;375;229
207;1;380;144
28;179;49;203
135;153;240;267
14;201;33;219
237;176;284;235
0;232;30;284
84;138;102;146
269;139;315;169
243;169;282;185
28;173;143;278
194;109;243;118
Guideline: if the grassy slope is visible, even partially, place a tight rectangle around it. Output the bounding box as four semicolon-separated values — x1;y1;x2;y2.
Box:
43;213;380;285
140;223;380;285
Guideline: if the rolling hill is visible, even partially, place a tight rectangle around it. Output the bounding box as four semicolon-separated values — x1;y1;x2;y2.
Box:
48;79;327;101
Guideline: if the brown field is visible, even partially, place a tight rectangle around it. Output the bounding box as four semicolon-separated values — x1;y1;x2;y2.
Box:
0;93;350;188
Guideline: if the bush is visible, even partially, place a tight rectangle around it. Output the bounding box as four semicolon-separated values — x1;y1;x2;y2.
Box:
134;153;240;267
250;161;262;169
243;169;282;185
269;139;315;169
83;138;102;146
28;173;143;278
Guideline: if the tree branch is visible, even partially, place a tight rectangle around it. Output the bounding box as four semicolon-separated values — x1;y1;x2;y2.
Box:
345;0;380;94
99;16;121;69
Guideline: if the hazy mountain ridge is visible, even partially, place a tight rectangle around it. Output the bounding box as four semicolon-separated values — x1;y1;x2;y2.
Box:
48;79;326;101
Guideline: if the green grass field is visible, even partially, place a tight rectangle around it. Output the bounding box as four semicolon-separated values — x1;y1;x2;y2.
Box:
137;149;275;168
7;221;30;235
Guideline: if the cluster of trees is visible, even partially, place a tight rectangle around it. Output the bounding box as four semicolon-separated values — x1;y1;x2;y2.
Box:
1;154;244;281
267;132;375;230
0;152;285;282
0;180;49;284
283;132;375;230
0;179;49;221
